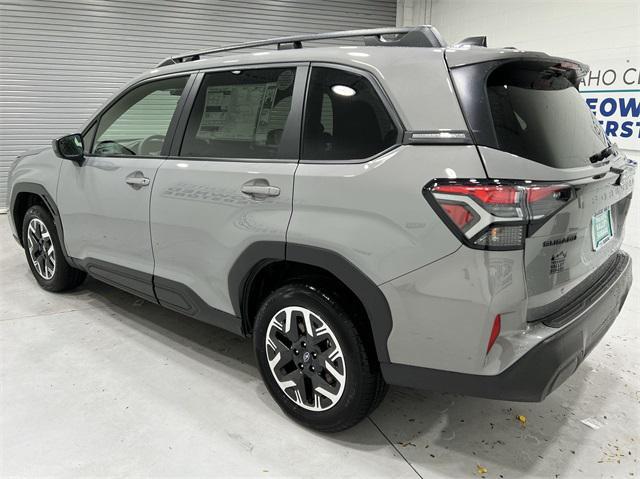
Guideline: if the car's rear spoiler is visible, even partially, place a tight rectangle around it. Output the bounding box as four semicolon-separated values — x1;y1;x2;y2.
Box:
445;48;589;87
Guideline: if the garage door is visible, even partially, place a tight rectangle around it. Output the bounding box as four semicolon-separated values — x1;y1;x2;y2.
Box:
0;0;396;210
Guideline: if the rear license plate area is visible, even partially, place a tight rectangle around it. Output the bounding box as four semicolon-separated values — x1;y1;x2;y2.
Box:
591;207;613;251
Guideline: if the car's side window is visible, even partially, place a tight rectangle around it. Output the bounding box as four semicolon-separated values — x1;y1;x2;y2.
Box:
180;67;297;159
92;76;188;157
302;67;398;161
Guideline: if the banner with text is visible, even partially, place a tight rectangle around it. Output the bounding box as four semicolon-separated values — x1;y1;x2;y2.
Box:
580;64;640;151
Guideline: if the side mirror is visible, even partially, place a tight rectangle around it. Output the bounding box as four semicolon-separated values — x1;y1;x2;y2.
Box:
53;134;84;163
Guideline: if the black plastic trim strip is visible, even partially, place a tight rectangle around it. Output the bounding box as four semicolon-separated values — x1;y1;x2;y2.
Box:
154;276;243;336
72;257;243;335
163;73;198;157
443;51;490;177
169;71;203;157
73;258;157;304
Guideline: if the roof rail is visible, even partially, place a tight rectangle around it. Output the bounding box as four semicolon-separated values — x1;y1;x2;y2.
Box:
454;36;487;47
157;25;446;67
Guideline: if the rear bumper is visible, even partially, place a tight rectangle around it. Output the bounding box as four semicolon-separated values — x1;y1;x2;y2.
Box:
381;251;632;401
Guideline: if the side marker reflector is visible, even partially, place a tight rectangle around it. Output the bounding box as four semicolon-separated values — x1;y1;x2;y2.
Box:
487;314;501;353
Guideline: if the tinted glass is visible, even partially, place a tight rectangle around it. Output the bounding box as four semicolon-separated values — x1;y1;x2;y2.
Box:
302;67;398;161
93;76;187;156
82;122;97;154
181;68;296;159
454;61;608;169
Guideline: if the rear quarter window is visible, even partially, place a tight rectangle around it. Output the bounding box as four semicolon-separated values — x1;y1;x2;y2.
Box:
302;67;398;161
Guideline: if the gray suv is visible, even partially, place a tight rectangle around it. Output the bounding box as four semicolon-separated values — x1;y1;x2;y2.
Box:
7;26;635;432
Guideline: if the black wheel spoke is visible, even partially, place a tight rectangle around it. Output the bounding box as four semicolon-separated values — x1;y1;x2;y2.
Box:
278;361;299;381
274;331;292;350
287;311;303;342
28;229;37;245
302;375;314;405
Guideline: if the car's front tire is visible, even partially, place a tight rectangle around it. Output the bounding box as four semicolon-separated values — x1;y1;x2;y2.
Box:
254;282;385;432
21;205;86;292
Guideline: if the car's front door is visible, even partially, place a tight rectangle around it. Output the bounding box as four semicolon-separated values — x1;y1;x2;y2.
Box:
149;65;306;325
57;74;192;300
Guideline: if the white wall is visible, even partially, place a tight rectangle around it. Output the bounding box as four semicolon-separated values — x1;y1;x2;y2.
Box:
397;0;640;249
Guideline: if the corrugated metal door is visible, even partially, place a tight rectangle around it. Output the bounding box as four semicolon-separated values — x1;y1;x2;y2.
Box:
0;0;396;210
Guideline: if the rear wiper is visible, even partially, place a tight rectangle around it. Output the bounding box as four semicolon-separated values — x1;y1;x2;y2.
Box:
589;145;616;164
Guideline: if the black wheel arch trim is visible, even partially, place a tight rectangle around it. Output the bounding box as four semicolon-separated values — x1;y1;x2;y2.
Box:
229;241;392;363
9;182;76;267
228;241;286;330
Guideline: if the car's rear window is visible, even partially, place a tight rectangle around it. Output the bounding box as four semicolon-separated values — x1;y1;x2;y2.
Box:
452;60;609;169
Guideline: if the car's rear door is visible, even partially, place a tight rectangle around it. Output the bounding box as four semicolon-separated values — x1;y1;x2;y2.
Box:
449;55;636;320
57;74;193;300
149;64;306;328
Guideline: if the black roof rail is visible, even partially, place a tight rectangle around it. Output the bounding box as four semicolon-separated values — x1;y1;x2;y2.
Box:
157;25;446;67
454;36;487;47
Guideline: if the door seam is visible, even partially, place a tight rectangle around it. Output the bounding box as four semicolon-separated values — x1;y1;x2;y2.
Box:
148;158;167;304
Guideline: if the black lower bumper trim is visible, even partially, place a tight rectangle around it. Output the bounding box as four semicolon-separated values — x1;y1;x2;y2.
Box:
381;251;632;402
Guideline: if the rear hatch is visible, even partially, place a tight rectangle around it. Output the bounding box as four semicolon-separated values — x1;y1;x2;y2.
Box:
447;49;636;323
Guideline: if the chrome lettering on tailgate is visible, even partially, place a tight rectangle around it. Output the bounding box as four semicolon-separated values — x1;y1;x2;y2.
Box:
589;167;635;208
543;234;577;247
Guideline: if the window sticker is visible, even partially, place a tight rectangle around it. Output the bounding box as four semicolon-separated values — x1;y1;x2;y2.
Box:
197;82;278;142
255;84;278;142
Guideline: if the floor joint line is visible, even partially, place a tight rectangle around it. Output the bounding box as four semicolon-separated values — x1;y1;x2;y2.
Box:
368;416;424;479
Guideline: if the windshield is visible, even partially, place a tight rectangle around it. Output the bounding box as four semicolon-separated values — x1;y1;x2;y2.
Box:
451;60;609;169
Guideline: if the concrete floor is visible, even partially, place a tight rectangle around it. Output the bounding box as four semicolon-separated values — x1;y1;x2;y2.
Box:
1;215;638;478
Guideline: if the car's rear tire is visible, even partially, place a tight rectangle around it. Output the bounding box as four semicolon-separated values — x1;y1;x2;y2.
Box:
21;205;86;292
254;282;385;432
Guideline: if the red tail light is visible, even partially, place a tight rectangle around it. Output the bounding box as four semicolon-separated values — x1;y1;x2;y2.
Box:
433;184;520;204
424;180;574;250
487;314;501;353
440;203;477;230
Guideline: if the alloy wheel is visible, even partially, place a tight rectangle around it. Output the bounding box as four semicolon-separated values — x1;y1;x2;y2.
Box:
265;306;346;411
27;218;56;280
